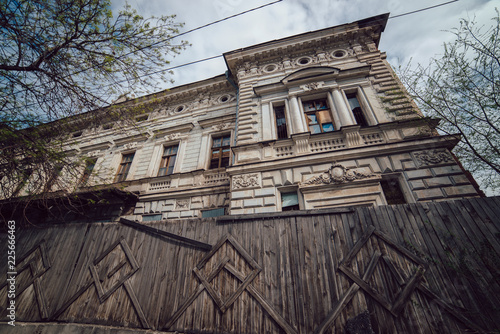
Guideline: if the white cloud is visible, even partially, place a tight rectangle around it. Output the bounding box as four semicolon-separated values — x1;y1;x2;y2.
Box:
113;0;496;87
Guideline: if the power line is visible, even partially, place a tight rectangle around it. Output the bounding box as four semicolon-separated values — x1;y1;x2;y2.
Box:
4;0;461;111
108;0;461;87
389;0;459;19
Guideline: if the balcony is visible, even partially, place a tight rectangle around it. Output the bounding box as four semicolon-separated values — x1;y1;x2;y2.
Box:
146;169;230;193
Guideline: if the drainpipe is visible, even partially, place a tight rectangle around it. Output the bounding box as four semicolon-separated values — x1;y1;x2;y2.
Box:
225;70;239;165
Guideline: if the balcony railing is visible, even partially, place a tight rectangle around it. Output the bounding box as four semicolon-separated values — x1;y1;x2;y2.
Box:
271;127;388;159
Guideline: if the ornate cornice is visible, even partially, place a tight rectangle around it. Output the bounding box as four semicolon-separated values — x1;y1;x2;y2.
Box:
224;14;389;79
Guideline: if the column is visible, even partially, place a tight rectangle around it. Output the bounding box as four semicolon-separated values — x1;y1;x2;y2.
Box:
289;95;307;133
331;89;355;127
261;102;275;141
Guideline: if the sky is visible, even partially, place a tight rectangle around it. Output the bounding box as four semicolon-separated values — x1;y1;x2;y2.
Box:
113;0;496;89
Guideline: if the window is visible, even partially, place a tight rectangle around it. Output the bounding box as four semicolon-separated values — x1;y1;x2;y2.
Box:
201;208;226;218
381;179;406;205
210;135;231;169
80;159;96;186
115;153;134;182
274;105;288;139
302;99;335;134
44;165;62;192
143;214;162;221
346;93;368;127
158;145;178;176
281;191;300;211
13;168;33;197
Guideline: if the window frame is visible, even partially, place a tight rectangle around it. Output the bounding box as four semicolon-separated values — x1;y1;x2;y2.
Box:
209;134;231;169
157;144;178;176
115;152;135;182
273;104;289;140
345;91;369;127
44;164;63;192
278;187;303;212
80;158;97;186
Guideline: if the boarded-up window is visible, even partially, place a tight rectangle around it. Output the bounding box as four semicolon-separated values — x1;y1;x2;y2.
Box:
302;99;335;133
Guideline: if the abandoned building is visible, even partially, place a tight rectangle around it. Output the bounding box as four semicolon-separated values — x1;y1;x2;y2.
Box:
1;13;499;334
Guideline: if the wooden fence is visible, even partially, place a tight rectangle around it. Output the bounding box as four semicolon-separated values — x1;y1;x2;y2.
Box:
1;197;499;333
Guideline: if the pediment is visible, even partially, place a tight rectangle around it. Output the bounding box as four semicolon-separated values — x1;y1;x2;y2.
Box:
282;67;340;85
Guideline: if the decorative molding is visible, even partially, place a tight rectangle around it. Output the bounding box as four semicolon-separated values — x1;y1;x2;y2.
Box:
164;133;182;141
301;162;374;186
300;81;325;91
175;199;190;210
232;173;261;189
198;115;236;129
413;149;454;167
122;142;138;151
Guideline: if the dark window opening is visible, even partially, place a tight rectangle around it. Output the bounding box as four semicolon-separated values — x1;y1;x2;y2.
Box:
346;93;368;127
136;115;148;122
210;135;231;169
115;153;134;182
302;99;335;134
158;145;178;176
274;105;288;140
381;179;406;205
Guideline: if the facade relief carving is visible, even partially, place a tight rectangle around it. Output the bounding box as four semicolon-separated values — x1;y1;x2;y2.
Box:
122;142;138;151
301;163;375;186
164;133;182;141
232;173;261;189
87;150;101;158
212;122;233;132
175;199;190;210
413;149;454;166
300;81;325;92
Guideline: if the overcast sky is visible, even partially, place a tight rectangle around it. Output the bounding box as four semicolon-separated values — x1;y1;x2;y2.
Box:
113;0;495;89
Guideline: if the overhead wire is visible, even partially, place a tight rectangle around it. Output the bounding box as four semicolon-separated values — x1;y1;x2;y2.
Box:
4;0;461;111
105;0;462;88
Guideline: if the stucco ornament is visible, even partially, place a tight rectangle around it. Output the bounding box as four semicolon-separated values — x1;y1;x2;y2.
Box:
414;149;453;166
164;133;181;141
212;122;232;132
302;163;374;186
232;173;260;189
300;81;324;91
176;199;190;210
87;150;100;158
123;142;137;150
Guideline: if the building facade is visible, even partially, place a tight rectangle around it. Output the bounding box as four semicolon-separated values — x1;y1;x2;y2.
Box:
8;14;481;222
